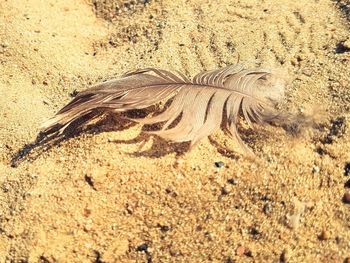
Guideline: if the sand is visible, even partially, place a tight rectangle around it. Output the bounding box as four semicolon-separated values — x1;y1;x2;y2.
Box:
0;0;350;262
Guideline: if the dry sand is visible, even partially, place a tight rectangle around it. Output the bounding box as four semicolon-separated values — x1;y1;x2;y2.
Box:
1;0;350;262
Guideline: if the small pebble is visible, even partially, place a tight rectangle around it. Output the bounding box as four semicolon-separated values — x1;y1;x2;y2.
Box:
83;208;91;217
1;42;9;48
249;227;261;239
344;179;350;188
263;203;273;214
344;39;350;49
336;42;350;53
280;248;290;262
235;246;253;257
319;230;331;240
136;243;148;252
312;165;320;174
221;187;230;195
70;89;79;97
214;161;224;168
170;249;182;257
227;178;237;185
342;192;350;204
335;236;342;244
236;246;246;256
84;175;96;190
83;225;92;232
344;257;350;263
159;225;170;232
344;162;350;176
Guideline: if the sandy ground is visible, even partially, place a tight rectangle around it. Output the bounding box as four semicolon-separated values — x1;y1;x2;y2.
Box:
1;0;350;262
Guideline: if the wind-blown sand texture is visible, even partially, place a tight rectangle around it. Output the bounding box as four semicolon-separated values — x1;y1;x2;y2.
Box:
0;0;350;262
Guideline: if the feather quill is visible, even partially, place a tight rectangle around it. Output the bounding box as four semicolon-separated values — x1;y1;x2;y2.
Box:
40;64;289;154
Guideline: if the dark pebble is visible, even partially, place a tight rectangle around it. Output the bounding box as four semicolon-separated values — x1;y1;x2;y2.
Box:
336;42;350;53
214;161;225;168
244;250;253;257
40;256;51;263
227;178;238;185
94;251;103;263
249;227;261;239
342;193;350;204
335;236;342;244
319;229;331;240
280;248;290;262
221;187;230;195
344;179;350;188
160;225;170;232
70;89;79;97
344;162;350;176
136;243;148;252
261;195;271;201
84;175;96;190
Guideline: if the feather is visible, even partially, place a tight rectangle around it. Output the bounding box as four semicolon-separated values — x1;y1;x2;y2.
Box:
40;65;289;154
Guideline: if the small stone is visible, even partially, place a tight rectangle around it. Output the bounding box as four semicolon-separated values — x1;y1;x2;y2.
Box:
159;225;170;232
344;39;350;49
336;42;350;53
227;178;237;185
342;193;350;204
42;80;48;85
221;186;231;195
344;162;350;176
83;222;93;232
236;246;246;256
312;165;320;174
170;249;182;257
263;203;273;214
70;89;79;97
84;175;96;190
244;249;253;257
136;243;148;252
204;231;213;240
83;208;91;217
344;179;350;188
280;248;291;262
1;42;9;48
344;257;350;263
214;161;224;168
249;226;261;239
319;230;331;240
335;236;342;244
